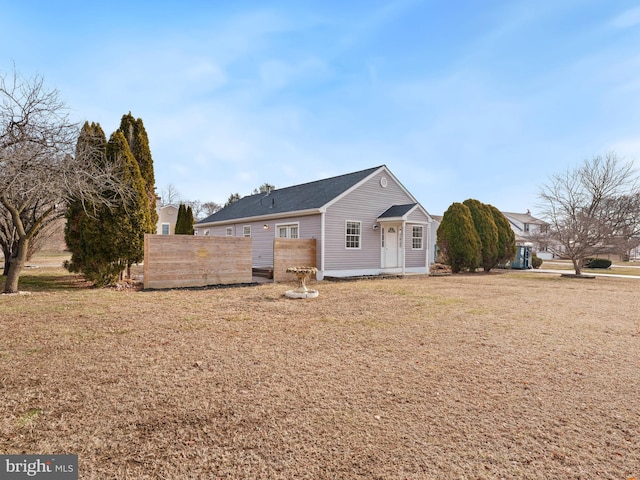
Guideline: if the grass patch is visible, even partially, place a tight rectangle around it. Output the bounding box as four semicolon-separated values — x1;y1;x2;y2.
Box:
1;267;91;292
16;408;43;429
1;263;639;479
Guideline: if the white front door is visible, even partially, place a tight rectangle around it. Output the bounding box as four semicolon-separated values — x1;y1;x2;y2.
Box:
384;226;399;268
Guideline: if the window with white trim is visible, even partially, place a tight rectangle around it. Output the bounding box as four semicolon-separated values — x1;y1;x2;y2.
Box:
277;223;299;238
161;223;170;235
412;225;423;249
346;221;361;249
225;227;233;236
243;225;251;237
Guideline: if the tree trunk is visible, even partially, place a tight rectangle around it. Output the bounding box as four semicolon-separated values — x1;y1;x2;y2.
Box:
571;257;582;276
2;247;9;277
2;238;28;293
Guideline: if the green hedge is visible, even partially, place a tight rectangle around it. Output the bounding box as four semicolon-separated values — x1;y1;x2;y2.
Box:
584;258;612;269
531;253;543;269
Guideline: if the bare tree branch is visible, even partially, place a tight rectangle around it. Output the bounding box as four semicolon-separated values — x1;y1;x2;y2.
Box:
159;184;181;207
537;152;640;274
0;68;126;292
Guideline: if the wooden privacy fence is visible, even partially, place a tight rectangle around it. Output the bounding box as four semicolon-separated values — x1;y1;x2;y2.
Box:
273;238;316;283
143;234;252;289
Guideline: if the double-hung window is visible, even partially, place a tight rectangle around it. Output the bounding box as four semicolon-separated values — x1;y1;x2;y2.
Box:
243;226;251;237
277;223;299;238
346;221;361;249
412;225;423;249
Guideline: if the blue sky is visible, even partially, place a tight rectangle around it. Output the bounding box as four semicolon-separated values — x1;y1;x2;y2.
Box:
3;1;640;215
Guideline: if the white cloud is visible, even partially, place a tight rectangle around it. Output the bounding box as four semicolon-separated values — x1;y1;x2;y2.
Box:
609;6;640;29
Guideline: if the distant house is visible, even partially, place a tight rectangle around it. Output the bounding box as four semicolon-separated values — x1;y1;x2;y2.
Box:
429;215;443;263
156;204;179;235
195;165;434;280
502;211;552;259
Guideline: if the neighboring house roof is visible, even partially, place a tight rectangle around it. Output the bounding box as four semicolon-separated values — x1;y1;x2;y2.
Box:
502;211;547;231
197;166;385;225
502;211;546;225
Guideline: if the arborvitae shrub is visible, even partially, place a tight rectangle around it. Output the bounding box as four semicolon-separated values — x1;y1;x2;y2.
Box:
531;253;543;269
436;202;481;273
463;199;499;272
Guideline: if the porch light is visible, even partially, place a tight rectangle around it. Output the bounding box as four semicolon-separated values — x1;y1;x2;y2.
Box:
263;224;269;230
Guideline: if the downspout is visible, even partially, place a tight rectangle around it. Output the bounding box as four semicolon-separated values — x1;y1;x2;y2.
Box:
402;220;406;276
426;218;432;274
319;211;326;280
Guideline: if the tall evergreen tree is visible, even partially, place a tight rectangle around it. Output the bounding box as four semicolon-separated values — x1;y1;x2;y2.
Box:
175;204;186;234
463;199;499;272
118;113;158;231
437;202;481;273
64;123;152;285
175;203;195;235
64;122;111;281
486;204;516;268
225;193;241;207
185;205;194;235
252;183;275;195
106;130;151;277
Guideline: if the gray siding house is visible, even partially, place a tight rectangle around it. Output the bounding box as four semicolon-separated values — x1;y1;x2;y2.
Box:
502;211;552;259
195;165;434;280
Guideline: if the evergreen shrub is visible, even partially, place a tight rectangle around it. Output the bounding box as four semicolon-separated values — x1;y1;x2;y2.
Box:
584;258;612;269
531;253;543;269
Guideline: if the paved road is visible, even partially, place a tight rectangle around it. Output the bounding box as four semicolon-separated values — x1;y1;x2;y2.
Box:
542;261;640;269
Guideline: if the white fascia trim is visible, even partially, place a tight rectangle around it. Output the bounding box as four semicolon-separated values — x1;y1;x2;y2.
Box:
195;208;321;228
408;204;434;222
320;211;326;274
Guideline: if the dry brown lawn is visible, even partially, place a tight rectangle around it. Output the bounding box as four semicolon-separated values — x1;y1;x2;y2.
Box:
1;265;639;479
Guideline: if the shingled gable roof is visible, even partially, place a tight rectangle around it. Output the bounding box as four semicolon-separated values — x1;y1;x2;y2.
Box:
196;165;384;225
378;203;418;220
502;211;547;226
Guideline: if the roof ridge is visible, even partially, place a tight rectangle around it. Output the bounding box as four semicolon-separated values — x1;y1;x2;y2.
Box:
261;165;384;194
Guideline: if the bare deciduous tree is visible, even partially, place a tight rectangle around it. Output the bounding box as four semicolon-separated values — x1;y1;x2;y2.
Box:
159;183;181;207
158;184;221;220
537;152;640;275
201;201;221;218
0;69;124;293
185;200;204;221
185;200;222;221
